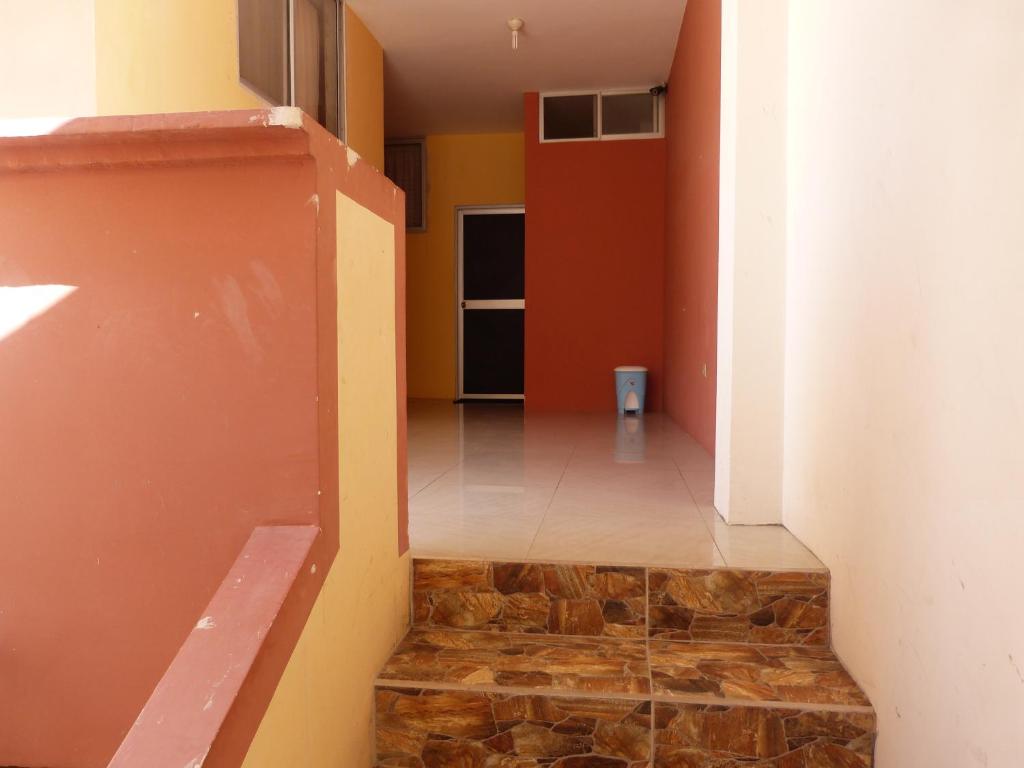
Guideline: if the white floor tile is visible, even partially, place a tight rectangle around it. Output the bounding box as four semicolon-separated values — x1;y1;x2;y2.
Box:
407;400;821;570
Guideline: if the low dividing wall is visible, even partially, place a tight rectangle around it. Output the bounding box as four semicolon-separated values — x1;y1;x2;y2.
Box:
0;109;408;767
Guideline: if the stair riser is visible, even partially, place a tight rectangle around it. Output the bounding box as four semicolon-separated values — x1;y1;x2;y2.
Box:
374;687;876;768
377;686;652;767
654;702;876;767
413;559;829;646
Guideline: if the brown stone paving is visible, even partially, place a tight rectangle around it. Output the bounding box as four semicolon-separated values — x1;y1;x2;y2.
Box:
413;559;649;638
648;641;870;707
653;702;875;767
376;688;652;767
648;569;830;646
412;559;830;646
378;629;651;696
386;560;871;767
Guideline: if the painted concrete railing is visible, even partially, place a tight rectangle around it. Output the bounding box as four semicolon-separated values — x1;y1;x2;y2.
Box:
108;526;318;767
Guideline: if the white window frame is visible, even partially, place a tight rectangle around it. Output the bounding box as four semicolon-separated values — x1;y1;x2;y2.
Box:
539;88;665;144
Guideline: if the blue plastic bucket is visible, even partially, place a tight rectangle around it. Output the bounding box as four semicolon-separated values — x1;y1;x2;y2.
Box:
614;366;648;414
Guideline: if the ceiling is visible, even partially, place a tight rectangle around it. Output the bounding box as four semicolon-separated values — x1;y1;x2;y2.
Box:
347;0;687;137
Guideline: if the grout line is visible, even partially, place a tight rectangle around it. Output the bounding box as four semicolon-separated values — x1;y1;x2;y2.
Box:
409;553;828;574
411;625;648;644
645;566;655;764
650;691;875;715
522;440;576;559
373;677;874;716
375;677;651;703
408;458;464;500
407;623;832;651
673;452;727;566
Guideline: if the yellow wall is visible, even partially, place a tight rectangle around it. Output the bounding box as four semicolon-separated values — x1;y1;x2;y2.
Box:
93;0;383;178
93;0;266;115
241;193;410;768
407;133;526;398
344;7;385;170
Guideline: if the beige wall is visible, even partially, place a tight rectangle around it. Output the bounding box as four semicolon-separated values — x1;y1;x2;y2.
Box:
241;193;409;768
406;133;525;399
782;2;1024;765
0;0;97;118
714;0;787;525
93;0;265;115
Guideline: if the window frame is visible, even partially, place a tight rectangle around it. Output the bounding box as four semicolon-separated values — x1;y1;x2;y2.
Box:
237;0;346;141
237;0;291;106
539;88;665;144
384;137;428;232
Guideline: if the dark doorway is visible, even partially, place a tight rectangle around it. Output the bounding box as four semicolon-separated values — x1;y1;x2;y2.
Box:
457;207;525;400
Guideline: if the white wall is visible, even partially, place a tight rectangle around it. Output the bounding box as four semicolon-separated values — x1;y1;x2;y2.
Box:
715;0;787;524
0;0;97;118
783;2;1024;765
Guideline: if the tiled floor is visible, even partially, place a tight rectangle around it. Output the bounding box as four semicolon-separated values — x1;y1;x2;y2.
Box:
407;401;823;570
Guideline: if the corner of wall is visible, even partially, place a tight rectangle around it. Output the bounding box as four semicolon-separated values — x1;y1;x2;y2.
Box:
713;0;786;525
344;6;385;171
663;0;722;453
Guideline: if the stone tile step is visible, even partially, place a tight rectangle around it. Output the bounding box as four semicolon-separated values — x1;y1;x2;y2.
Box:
373;629;875;767
378;628;651;697
412;558;830;647
376;689;652;768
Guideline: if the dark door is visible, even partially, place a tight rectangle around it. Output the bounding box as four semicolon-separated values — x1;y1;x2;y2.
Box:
458;207;525;399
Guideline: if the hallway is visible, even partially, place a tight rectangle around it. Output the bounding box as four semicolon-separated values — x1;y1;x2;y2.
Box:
407;400;821;570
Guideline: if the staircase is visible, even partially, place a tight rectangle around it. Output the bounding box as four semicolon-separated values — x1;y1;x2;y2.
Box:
375;559;874;767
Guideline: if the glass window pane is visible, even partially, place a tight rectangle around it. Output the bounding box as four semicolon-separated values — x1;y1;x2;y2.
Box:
384;141;425;229
463;213;525;300
238;0;290;105
463;310;524;395
294;0;341;137
543;94;597;140
601;92;656;135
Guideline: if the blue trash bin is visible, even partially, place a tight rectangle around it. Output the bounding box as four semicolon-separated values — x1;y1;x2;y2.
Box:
614;366;648;414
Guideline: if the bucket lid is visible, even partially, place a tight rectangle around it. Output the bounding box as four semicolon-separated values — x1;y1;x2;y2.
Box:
614;365;648;372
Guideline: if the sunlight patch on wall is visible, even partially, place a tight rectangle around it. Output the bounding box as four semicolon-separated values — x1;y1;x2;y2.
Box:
0;284;77;341
0;118;76;138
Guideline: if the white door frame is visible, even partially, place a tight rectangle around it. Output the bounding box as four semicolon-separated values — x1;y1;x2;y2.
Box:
456;205;526;400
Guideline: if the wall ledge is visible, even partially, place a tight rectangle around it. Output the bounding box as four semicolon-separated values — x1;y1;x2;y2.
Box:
0;110;321;173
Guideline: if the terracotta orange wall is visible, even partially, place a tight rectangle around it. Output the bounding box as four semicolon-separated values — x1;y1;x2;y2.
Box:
663;0;721;453
0;151;322;767
524;93;666;411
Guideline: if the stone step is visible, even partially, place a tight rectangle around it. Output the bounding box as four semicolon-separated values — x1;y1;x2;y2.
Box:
412;558;830;647
374;628;875;767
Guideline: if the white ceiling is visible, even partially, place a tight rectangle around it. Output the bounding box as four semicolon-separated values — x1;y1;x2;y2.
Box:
347;0;687;137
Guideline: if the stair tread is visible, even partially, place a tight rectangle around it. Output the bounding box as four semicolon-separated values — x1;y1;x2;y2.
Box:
649;639;870;709
376;628;872;712
377;628;651;697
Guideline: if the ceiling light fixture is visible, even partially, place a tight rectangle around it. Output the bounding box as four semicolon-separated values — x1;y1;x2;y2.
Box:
507;18;524;51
